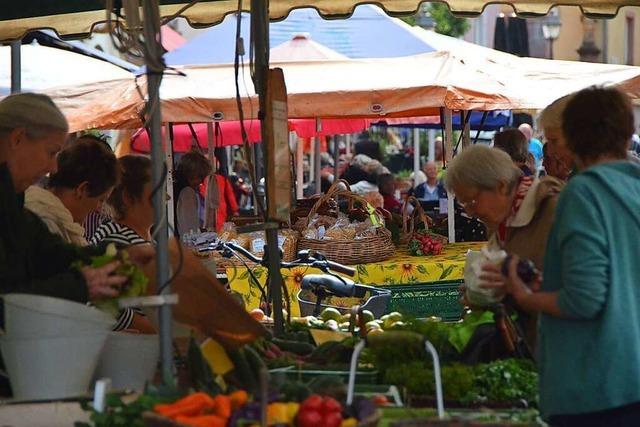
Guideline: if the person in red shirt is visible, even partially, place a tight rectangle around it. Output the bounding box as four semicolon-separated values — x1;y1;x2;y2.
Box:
378;173;402;214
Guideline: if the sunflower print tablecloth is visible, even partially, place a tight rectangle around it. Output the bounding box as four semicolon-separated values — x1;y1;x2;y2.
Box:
225;242;485;316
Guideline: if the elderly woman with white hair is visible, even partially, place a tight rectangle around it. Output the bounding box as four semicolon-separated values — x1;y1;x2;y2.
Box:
444;145;564;351
0;93;151;304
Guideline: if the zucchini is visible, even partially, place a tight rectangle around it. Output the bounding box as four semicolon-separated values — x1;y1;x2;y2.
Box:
272;338;315;356
227;348;258;394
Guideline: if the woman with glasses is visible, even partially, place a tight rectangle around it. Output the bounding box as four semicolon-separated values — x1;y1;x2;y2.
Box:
443;145;564;352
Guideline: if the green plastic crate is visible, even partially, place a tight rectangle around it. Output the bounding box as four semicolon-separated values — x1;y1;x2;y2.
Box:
384;280;464;321
269;366;379;385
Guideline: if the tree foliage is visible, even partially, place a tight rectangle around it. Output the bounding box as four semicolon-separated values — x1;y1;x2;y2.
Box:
427;3;470;38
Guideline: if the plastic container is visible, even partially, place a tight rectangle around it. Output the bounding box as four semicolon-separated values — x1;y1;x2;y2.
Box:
2;293;115;337
94;332;159;391
297;285;391;318
0;332;109;400
385;280;464;321
269;366;379;385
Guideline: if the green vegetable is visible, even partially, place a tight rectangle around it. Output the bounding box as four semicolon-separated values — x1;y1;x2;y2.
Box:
187;336;222;396
75;393;173;427
272;338;315;356
73;243;148;316
469;358;538;405
227;348;258;394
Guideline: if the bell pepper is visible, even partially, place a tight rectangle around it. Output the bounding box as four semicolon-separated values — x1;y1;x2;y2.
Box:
297;395;343;427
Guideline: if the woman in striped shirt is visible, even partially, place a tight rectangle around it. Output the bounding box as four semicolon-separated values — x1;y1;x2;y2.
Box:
91;155;156;332
91;155;154;246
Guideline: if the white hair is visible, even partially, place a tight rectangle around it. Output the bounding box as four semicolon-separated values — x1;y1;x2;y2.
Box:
443;145;522;193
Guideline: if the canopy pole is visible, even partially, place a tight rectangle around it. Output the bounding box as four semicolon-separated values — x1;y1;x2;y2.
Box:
333;136;340;181
314;137;321;194
309;140;315;185
252;0;285;337
462;111;471;149
205;123;216;230
345;134;352;155
10;40;21;94
165;124;175;235
315;119;322;193
444;109;455;243
413;128;420;184
150;62;172;387
295;133;304;199
428;129;436;162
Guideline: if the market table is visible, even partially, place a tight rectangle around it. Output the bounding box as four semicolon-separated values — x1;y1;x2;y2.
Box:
226;242;484;317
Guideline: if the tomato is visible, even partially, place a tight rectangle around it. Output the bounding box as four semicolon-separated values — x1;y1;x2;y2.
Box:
300;395;323;412
297;410;323;427
324;411;344;427
322;397;342;414
372;395;389;407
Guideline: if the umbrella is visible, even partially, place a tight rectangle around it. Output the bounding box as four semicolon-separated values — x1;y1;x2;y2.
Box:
0;41;132;95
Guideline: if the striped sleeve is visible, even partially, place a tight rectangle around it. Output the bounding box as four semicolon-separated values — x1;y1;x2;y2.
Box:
113;308;136;331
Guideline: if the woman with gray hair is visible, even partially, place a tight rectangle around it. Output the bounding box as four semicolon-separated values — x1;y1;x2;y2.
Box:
0;93;151;305
444;145;563;351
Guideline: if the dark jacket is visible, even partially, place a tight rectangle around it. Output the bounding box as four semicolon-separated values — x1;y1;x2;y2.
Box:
0;163;97;302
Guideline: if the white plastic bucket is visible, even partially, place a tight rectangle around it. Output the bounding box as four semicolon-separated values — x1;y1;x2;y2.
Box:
94;332;159;391
2;294;115;336
0;332;109;400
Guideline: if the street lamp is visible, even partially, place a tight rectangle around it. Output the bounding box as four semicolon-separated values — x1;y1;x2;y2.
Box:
542;11;562;59
416;4;435;30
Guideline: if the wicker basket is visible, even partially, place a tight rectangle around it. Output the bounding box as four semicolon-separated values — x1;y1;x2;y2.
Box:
400;196;432;245
297;186;395;265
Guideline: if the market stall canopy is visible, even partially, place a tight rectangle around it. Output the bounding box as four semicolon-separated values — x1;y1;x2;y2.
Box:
43;50;640;133
270;34;348;61
0;0;635;43
0;42;132;95
130;118;370;152
164;5;433;66
43;51;531;131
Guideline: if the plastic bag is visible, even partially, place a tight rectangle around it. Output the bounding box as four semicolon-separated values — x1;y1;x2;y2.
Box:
464;246;507;307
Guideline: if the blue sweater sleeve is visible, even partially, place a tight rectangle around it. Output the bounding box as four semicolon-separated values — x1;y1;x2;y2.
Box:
555;188;609;319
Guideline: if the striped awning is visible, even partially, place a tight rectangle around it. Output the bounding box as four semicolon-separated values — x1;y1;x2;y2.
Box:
1;0;638;42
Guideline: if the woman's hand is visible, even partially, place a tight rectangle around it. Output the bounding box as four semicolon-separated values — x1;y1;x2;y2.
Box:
81;261;126;301
478;263;506;291
503;255;536;303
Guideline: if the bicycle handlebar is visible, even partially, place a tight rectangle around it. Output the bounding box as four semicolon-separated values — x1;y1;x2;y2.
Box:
214;241;355;277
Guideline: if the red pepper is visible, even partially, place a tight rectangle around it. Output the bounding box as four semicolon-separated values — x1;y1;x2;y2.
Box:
297;395;343;427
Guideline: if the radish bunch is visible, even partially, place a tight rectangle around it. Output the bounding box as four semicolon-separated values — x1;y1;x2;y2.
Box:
408;231;444;256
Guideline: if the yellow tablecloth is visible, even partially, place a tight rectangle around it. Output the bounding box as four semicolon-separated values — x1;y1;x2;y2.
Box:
226;242;484;316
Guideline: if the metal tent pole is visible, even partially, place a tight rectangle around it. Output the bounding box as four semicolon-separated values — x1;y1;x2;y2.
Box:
413;128;420;183
462;111;471;149
149;74;173;386
444;109;455;243
10;41;21;93
251;0;285;336
333;137;340;181
314;136;321;194
296;134;304;199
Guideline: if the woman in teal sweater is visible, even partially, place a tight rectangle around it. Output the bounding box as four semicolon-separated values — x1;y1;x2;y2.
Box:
499;87;640;425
